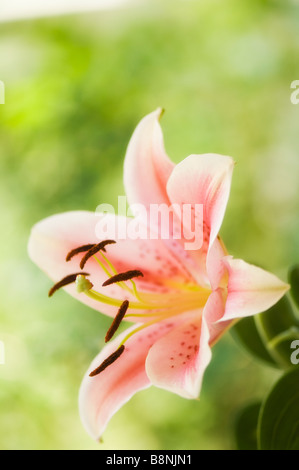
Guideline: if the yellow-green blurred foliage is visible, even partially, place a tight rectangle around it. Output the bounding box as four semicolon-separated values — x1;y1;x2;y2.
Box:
0;0;298;450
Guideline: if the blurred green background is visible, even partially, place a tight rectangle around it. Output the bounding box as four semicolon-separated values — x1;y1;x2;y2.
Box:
0;0;298;450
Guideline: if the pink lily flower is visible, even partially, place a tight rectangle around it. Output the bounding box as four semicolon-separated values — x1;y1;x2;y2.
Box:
28;108;289;441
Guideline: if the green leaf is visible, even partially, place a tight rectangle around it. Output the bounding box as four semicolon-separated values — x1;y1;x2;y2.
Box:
289;265;299;309
258;368;299;450
255;296;299;368
235;402;262;450
231;317;278;368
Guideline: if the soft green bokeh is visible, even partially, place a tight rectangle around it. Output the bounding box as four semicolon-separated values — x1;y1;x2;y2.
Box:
0;0;298;450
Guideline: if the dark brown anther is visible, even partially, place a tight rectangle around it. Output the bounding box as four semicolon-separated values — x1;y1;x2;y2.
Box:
102;270;144;287
66;244;96;262
48;272;89;297
105;300;129;343
80;240;116;269
89;345;125;377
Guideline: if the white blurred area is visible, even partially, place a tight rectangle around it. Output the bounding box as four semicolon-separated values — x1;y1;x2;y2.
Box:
0;0;134;22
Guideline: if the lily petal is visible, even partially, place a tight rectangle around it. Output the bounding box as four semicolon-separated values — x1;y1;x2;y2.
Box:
145;310;211;399
166;153;234;253
220;257;290;322
79;319;180;440
123;108;174;215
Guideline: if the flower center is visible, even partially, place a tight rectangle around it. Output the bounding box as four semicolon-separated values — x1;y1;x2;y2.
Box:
48;240;212;376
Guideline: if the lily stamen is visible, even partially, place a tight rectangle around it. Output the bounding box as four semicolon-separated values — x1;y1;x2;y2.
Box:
102;270;144;287
80;240;116;269
66;244;95;262
93;254;134;295
105;300;129;343
89;345;125;377
97;251;139;296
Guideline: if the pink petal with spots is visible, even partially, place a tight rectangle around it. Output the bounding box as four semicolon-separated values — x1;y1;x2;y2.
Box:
145;310;211;399
28;210;193;318
79;319;182;440
220;257;289;321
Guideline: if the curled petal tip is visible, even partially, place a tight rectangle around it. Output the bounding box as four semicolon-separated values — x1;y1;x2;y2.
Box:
157;107;165;120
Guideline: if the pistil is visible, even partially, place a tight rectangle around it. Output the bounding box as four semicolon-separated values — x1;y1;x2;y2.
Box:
48;272;89;297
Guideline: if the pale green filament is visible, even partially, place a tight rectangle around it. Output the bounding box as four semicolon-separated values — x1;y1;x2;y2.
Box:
93;255;111;278
129;279;143;302
84;285;210;315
